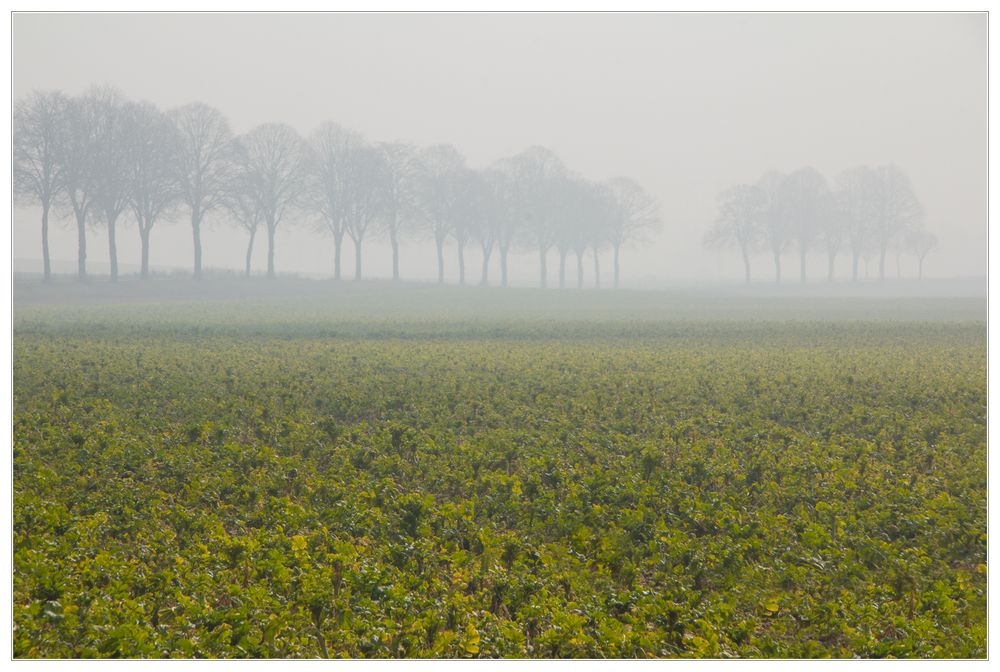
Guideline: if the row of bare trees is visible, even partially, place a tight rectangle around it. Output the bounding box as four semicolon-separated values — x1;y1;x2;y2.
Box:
14;87;661;288
705;165;939;283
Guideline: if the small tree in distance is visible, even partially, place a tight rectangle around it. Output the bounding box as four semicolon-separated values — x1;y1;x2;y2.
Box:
569;182;609;289
376;141;417;282
822;190;848;281
908;228;938;280
604;176;661;289
169;102;233;279
14;90;67;283
836;166;875;282
487;158;520;288
306;123;363;280
756;171;787;284
85;86;132;283
509;146;567;289
778;166;828;284
704;183;765;285
414;144;466;285
235;123;308;279
221;160;266;277
126;101;181;279
470;169;500;287
344;144;389;280
870;164;923;281
53;95;99;280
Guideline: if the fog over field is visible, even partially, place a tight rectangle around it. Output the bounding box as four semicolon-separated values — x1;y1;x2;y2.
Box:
11;12;989;660
12;12;986;286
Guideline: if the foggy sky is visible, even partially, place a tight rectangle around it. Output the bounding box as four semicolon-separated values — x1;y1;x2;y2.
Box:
12;12;987;284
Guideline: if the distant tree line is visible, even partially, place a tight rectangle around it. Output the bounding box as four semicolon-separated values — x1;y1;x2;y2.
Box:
14;87;661;288
704;166;939;283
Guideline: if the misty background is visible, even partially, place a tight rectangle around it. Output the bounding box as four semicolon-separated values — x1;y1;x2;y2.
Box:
11;12;987;286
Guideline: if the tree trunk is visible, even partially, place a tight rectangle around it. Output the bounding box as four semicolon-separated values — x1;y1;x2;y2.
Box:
918;256;925;280
41;202;51;282
457;241;466;286
558;250;567;289
773;250;781;285
140;226;150;279
827;250;835;282
594;249;601;289
245;228;256;277
76;210;87;281
480;246;491;286
391;234;400;282
107;215;118;282
576;251;584;289
354;238;363;280
878;246;887;281
852;251;860;282
192;211;203;279
267;223;276;279
740;242;750;285
333;232;344;280
538;246;547;289
500;246;509;288
896;250;902;278
436;237;445;284
799;246;806;284
613;244;621;289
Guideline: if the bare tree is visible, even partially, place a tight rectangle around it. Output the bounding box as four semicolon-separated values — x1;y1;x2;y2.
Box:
907;228;938;280
591;250;602;288
576;181;612;290
487;158;520;288
510;146;567;288
861;234;881;279
83;86;132;282
778;166;828;284
570;233;587;288
456;168;508;287
169;103;233;278
14;90;67;282
822;190;848;281
472;169;504;286
571;184;600;290
553;177;576;289
414;144;466;284
375;141;417;282
591;225;610;289
870;164;923;281
604;176;660;289
305;123;363;280
220;160;265;277
562;182;610;290
836;166;875;282
891;209;923;279
704;183;765;285
343;144;389;280
452;168;492;286
53;95;99;280
757;170;787;284
126;101;180;278
234;123;308;279
552;177;608;289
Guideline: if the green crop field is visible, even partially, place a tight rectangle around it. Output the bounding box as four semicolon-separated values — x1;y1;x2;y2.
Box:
12;284;987;658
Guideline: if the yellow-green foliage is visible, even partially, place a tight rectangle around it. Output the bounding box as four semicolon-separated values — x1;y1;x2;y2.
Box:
13;313;986;658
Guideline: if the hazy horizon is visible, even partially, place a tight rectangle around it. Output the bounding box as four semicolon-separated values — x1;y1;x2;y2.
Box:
12;12;987;284
11;13;990;660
